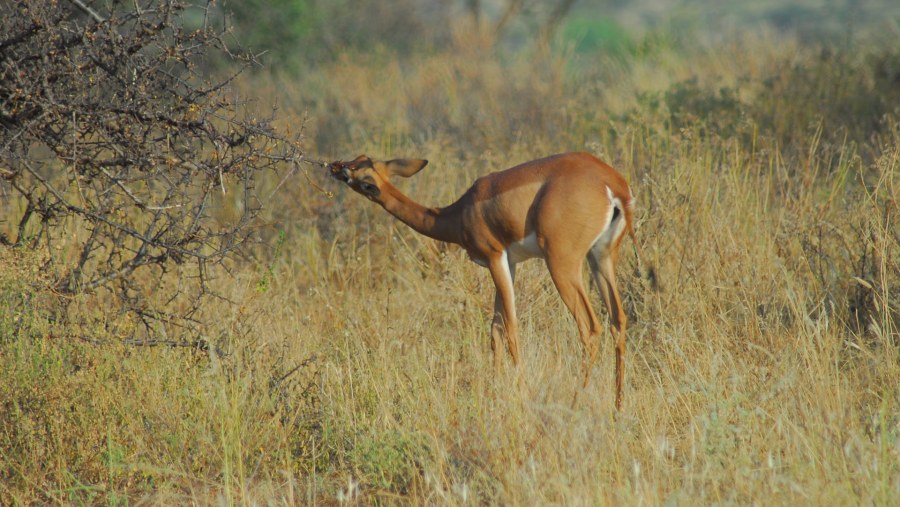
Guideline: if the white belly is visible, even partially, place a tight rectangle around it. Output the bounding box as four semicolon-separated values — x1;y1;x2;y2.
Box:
507;232;543;264
467;232;542;267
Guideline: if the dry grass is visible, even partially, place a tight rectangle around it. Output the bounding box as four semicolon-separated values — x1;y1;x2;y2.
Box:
1;24;898;505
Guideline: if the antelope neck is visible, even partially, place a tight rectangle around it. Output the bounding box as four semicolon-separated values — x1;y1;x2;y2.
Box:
378;180;463;245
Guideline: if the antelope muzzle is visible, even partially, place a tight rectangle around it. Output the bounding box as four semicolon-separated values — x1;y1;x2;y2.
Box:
330;161;351;183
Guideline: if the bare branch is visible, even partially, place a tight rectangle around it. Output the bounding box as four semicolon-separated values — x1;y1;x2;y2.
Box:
540;0;577;43
495;0;525;36
66;0;106;23
0;0;306;338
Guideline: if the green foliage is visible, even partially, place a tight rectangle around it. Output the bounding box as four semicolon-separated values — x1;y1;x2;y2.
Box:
221;0;440;68
756;46;900;150
628;44;900;169
256;229;288;293
352;431;427;493
563;16;633;57
664;78;745;137
225;0;320;65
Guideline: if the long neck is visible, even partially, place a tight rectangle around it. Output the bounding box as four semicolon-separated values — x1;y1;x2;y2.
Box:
378;181;462;245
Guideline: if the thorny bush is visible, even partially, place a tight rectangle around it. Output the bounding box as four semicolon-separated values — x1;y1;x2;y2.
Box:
0;0;304;339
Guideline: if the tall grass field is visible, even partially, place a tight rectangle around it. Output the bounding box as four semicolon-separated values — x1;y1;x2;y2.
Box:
1;4;898;505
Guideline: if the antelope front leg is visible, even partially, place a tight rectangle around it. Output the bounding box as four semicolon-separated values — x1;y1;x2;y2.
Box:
488;254;519;367
490;292;505;372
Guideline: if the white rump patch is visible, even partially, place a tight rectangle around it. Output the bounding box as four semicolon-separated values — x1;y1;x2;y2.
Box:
591;186;626;253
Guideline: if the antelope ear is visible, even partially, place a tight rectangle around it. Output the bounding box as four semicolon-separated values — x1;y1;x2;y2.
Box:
384;159;428;178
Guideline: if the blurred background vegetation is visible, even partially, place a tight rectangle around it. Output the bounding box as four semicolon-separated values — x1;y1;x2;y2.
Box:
209;0;900;155
216;0;900;65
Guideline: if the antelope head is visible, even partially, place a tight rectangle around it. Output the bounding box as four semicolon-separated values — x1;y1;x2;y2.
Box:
330;155;428;203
